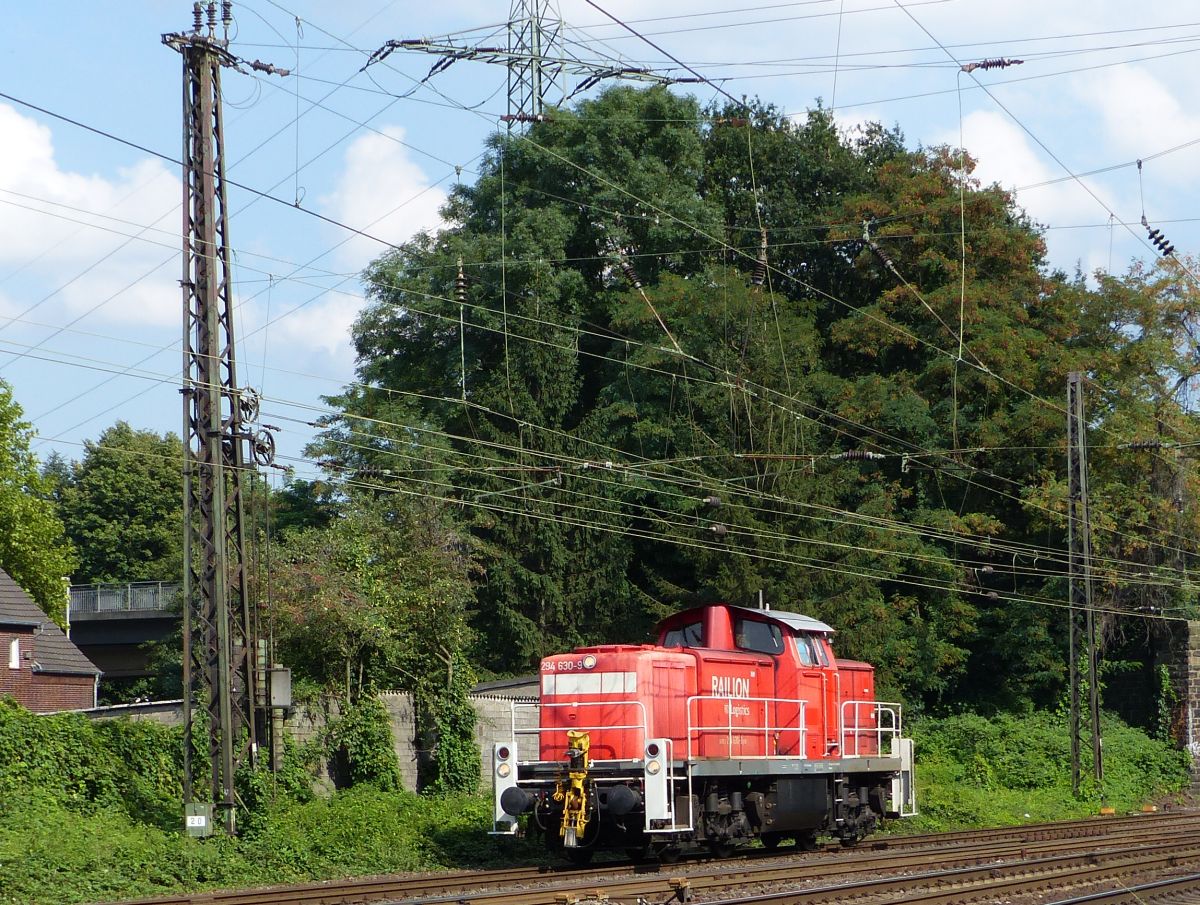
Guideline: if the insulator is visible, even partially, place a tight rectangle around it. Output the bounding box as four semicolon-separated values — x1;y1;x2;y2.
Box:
455;257;468;303
750;228;768;288
620;258;643;291
1125;440;1162;450
1148;229;1162;242
207;2;217;31
221;1;232;28
835;449;885;461
962;57;1024;73
710;524;728;536
703;495;722;507
193;2;204;31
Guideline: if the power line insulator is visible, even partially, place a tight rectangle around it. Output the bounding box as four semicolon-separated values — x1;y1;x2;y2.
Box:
702;495;722;507
710;524;728;536
1144;221;1177;257
750;227;768;289
834;449;885;461
455;257;468;303
961;57;1024;73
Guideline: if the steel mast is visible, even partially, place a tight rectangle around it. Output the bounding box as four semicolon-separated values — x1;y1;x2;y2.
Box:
165;1;263;837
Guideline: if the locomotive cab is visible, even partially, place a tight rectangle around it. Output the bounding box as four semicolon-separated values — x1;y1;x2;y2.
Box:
491;603;916;861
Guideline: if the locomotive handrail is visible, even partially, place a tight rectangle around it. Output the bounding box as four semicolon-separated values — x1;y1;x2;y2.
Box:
509;699;649;763
684;695;807;760
839;699;903;757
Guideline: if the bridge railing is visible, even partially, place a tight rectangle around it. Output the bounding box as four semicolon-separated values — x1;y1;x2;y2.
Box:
68;582;181;617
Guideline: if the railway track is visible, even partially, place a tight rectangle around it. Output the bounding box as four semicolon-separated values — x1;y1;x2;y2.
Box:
101;810;1200;905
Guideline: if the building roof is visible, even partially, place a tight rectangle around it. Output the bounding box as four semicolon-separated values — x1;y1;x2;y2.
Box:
0;570;100;677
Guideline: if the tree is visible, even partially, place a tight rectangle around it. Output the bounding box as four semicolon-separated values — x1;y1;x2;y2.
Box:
327;84;1200;713
0;381;76;624
58;422;184;584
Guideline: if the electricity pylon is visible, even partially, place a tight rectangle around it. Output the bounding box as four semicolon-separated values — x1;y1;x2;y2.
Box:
164;1;280;836
1067;372;1103;795
365;0;693;124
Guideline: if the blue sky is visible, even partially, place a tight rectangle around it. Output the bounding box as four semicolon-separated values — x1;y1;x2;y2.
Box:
1;1;1196;481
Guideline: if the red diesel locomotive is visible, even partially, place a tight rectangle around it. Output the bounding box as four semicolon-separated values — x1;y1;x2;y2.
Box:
491;602;916;861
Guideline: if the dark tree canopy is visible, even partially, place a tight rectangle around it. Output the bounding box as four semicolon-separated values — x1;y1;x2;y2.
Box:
316;87;1200;710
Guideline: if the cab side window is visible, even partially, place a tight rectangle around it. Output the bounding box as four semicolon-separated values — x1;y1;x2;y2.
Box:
734;618;784;655
812;636;831;666
663;620;704;648
795;635;815;666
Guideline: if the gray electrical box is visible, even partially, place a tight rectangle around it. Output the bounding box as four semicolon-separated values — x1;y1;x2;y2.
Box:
184;802;213;838
269;667;292;709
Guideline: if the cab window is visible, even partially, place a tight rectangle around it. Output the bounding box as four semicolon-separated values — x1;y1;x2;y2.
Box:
734;618;784;655
812;636;831;666
663;620;704;648
795;635;815;666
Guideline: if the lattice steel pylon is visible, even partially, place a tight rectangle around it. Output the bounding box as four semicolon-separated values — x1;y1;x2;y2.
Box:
165;2;261;837
363;0;692;125
1067;372;1103;796
508;0;564;121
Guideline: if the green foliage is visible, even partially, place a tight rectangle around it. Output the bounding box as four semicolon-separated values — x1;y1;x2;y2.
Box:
428;652;479;794
57;421;184;584
0;698;181;827
269;495;476;706
0;381;76;624
906;710;1190;832
0;782;520;905
327;696;401;790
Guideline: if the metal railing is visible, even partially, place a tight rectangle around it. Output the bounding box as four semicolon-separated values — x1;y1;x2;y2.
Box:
510;700;648;762
685;695;807;759
840;700;902;757
68;582;181;617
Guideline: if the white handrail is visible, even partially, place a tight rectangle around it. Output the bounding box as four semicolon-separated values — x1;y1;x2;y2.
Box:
685;695;807;759
840;700;903;757
510;699;650;762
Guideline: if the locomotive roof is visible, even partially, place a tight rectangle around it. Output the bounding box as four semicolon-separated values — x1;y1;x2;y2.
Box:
665;603;835;635
726;605;836;635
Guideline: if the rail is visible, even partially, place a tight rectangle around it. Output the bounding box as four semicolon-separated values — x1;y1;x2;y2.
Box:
68;581;181;616
685;695;807;759
510;699;648;762
840;699;902;757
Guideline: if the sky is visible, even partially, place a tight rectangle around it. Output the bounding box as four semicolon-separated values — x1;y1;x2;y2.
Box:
1;1;1197;481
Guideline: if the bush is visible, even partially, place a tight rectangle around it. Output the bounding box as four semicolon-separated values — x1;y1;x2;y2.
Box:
905;710;1191;832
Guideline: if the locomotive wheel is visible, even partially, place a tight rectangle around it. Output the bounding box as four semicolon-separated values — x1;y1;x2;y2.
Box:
760;832;783;851
564;847;595;865
798;831;819;851
653;843;683;863
707;839;736;859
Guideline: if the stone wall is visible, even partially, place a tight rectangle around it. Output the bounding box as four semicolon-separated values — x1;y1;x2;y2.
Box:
1167;620;1200;792
82;691;542;792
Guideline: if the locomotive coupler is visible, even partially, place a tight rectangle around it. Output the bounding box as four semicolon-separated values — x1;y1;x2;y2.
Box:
555;730;592;847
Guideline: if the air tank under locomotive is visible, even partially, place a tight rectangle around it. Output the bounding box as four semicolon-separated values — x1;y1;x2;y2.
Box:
490;603;916;861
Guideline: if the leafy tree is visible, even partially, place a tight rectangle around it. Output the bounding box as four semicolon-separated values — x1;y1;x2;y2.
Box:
58;422;184;584
0;381;76;624
268;493;478;788
326;84;1200;714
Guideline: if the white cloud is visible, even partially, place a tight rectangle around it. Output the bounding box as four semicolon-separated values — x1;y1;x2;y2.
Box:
321;126;447;269
1077;66;1200;186
0;104;181;328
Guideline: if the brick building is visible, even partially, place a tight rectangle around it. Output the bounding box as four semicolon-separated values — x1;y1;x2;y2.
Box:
0;569;99;712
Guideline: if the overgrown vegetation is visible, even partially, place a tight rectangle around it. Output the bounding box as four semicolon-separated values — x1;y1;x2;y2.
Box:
0;699;1187;904
905;711;1191;832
